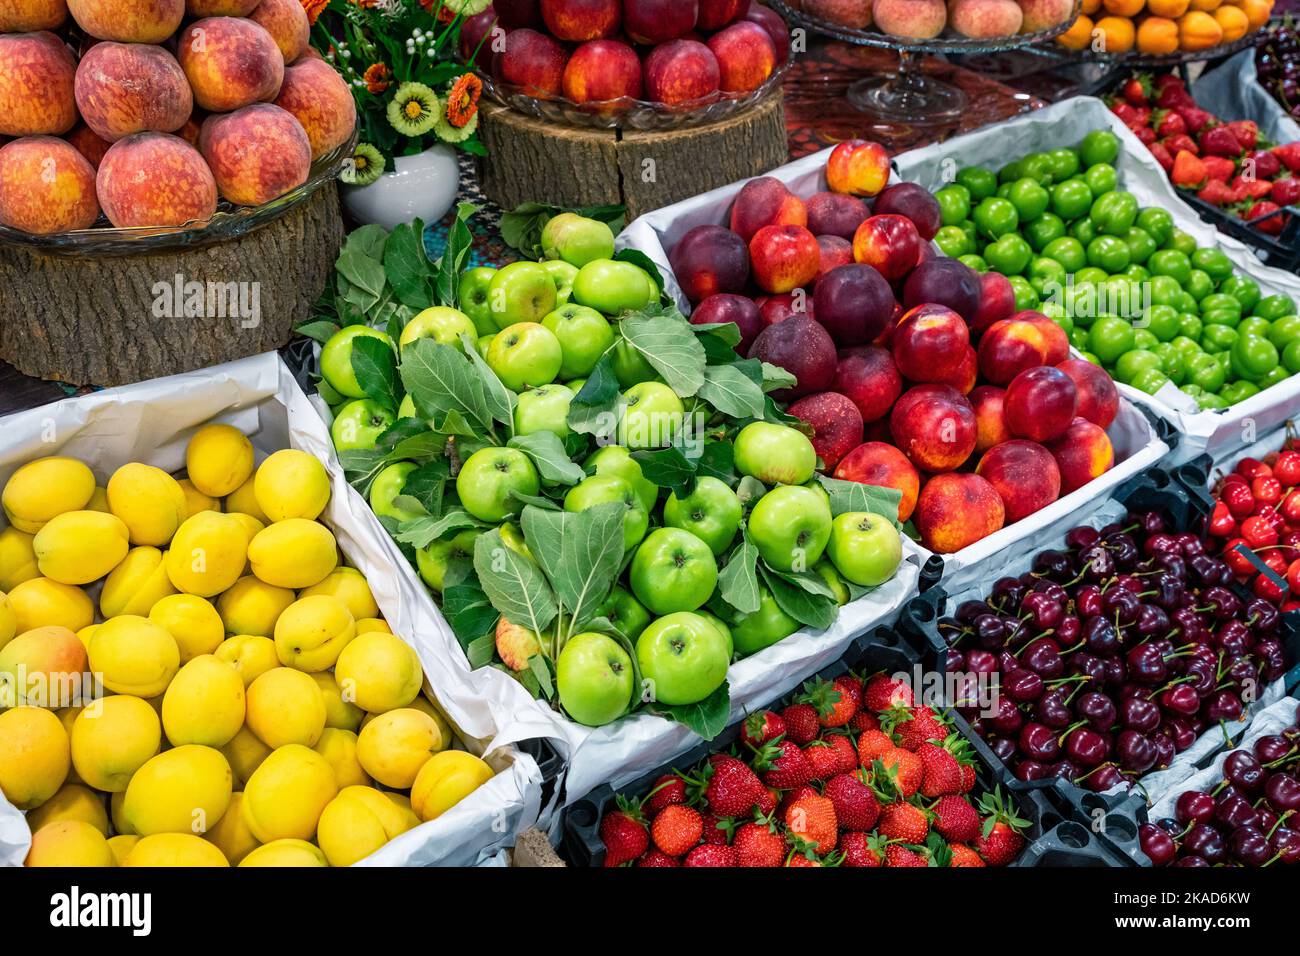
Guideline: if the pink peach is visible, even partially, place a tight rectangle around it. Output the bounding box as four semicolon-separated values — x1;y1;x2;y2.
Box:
0;32;77;137
0;0;68;31
67;0;184;42
0;135;99;234
178;17;285;113
75;42;192;143
199;103;310;206
273;57;356;159
96;131;217;227
249;0;311;65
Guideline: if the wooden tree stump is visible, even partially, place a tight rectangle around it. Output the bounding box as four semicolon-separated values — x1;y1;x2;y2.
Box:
477;95;789;220
0;183;346;389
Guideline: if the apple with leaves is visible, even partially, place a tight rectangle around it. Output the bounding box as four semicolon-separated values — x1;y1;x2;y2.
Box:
514;383;574;438
747;484;832;572
636;611;730;706
400;306;478;350
563;474;649;552
370;461;424;523
331;398;394;450
541;303;615;379
319;324;395;398
556;631;635;726
456;447;540;522
663;476;742;556
415;530;481;592
457;266;498;335
629;527;718;615
725;584;799;655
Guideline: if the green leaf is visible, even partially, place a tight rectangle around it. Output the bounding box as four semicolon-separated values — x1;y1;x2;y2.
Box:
472;529;558;640
394;508;482;549
338;447;391;498
698;363;767;419
566;353;621;440
691;321;741;347
336;249;388;312
342;224;390;262
631;443;699;499
614;248;665;294
436;203;478;308
696;440;735;484
761;362;798;393
527;654;555;700
459;333;516;430
763;395;802;426
650;682;731;741
399;339;494;436
619;312;707;397
350;334;401;411
815;475;904;524
520;502;625;634
384;219;434;311
736;476;767;509
295;320;339;344
499;202;553;260
778;567;837;600
510;492;562;511
718;537;761;614
443;580;499;659
508;431;584;486
760;565;836;631
466;634;497;670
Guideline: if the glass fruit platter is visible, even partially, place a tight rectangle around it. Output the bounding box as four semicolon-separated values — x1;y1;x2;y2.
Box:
476;58;791;132
768;0;1082;123
0;132;355;258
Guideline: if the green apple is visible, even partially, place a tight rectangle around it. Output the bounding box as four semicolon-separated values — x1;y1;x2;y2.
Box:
514;383;573;438
541;212;616;267
629;527;717;615
457;266;498;335
663;476;742;557
541;259;579;305
813;560;850;606
477;334;495;359
319;325;395;399
826;512;902;586
610;338;658;388
597;585;652;642
565;378;587;393
556;631;634;726
415;529;480;592
486;322;563;392
635;611;729;706
727;584;799;656
696;610;734;660
563;474;648;553
584;445;658;513
331;398;394;450
399;306;477;350
398;394;417;418
541;304;614;380
456;447;540;522
370;461;423;523
500;522;532;560
488;261;557;330
572;259;657;316
748;484;832;572
620;381;684;450
734;422;816;485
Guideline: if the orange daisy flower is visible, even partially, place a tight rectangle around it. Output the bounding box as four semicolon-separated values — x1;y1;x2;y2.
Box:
445;73;482;128
301;0;329;23
364;63;392;94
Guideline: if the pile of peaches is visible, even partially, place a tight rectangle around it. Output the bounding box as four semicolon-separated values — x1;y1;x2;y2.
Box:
1055;0;1271;56
786;0;1078;41
671;140;1122;554
0;0;356;237
459;0;790;110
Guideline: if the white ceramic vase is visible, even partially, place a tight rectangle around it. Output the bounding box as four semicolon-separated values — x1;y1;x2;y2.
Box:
341;142;461;230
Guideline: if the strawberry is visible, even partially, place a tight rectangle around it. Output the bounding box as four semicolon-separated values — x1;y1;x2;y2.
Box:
850;710;880;733
824;733;858;773
1163;133;1199;156
1246;200;1286;234
824;770;880;830
888;705;947;751
831;675;862;722
862;673;913;711
1171;150;1207;189
1201;154;1236;182
974;788;1031;866
637;849;679;867
1176;104;1213;134
1130;105;1152;128
777;783;820;819
878;800;929;843
1274;141;1300;173
858;728;895;766
1197;178;1236;206
1227;120;1259;151
651;804;703;857
839;830;886;867
1271;176;1300;206
876;747;923;797
694;754;763;817
1110;101;1139;126
959;763;977;793
683;843;736;867
1156;83;1193;109
1155;110;1186;138
783;792;838;854
1201;125;1243;158
803;740;845;781
779;702;821;744
885;844;928;868
1134;125;1156;146
931;794;981;843
756;787;778;815
644;774;686;816
754;737;813;790
1148;142;1174;172
918;741;964;797
949;843;986;867
785;851;826;867
741;709;785;748
1154;74;1184;93
599;796;648;867
733;821;786;868
1246;148;1282;180
1121;75;1149;107
700;811;735;845
1232;174;1272;200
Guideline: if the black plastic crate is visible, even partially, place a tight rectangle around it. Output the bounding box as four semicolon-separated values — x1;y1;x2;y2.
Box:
1014;819;1139;867
560;619;1080;868
517;736;564;810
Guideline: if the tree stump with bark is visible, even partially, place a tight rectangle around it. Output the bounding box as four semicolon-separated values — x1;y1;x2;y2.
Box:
0;183;346;389
477;94;789;221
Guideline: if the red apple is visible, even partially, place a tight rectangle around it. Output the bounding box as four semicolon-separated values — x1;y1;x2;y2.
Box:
749;224;820;294
915;473;1005;554
757;291;812;326
834;441;921;521
815;235;853;281
969;385;1011;453
499;29;569;98
826;139;889;197
747;315;837;399
889;383;977;473
812;263;894;346
975;439;1061;523
541;0;621;40
669;224;749;303
806;191;869;240
1045;418;1114;494
788;391;864;471
745;3;791;60
1017;311;1069;365
935;346;977;395
852;214;922;281
832;345;902;423
977;317;1055;385
891;303;970;382
625;0;699;43
707;20;776;93
1056;358;1119;430
873;182;941;240
690;293;762;353
697;0;747;29
562;39;643;103
971;270;1016;333
1003;366;1077;443
729;175;806;243
642;39;720;105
